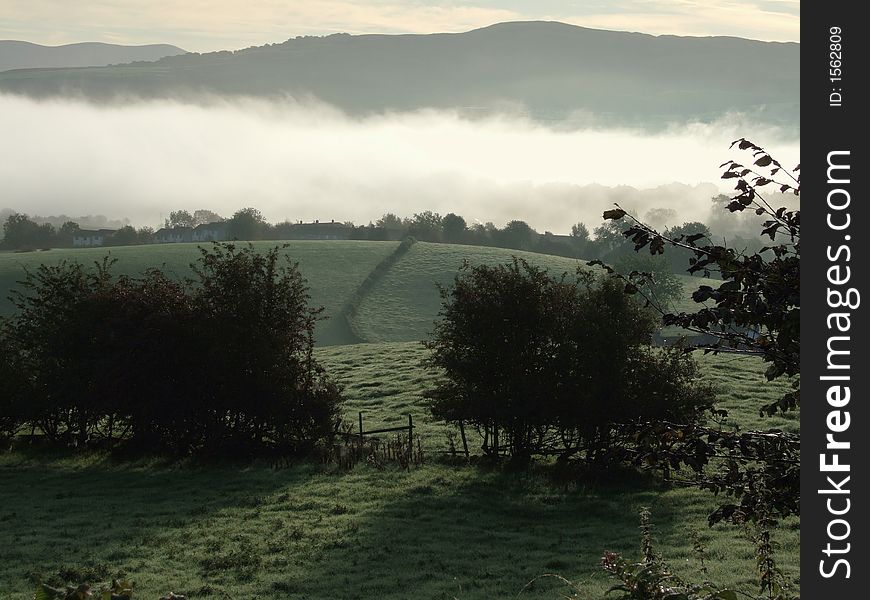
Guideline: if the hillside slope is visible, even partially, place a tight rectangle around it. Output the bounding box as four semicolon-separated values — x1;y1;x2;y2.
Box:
0;22;799;129
0;241;397;345
353;241;713;343
0;240;714;345
0;40;186;72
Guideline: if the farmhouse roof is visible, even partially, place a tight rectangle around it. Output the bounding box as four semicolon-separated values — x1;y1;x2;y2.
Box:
193;221;228;231
75;229;116;236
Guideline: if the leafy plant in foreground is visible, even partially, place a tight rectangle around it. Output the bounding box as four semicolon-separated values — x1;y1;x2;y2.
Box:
35;578;133;600
594;140;800;527
599;509;796;600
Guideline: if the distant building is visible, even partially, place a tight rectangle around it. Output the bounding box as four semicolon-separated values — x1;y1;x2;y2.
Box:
153;222;228;244
72;229;115;247
192;221;228;242
283;220;352;240
153;226;194;244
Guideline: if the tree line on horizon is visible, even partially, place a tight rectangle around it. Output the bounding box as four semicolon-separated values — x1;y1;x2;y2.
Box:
1;202;765;278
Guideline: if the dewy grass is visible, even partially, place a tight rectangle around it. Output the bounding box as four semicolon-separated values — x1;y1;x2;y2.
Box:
0;342;798;599
0;240;715;347
0;240;398;345
353;241;716;343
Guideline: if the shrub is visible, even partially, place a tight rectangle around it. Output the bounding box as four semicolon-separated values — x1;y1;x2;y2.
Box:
0;328;25;441
424;258;713;460
3;243;342;454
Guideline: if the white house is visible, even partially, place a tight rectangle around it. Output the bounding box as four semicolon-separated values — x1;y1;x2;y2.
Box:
192;221;228;242
72;229;115;247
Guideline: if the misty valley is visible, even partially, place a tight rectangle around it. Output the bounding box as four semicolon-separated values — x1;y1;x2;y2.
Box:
0;14;799;600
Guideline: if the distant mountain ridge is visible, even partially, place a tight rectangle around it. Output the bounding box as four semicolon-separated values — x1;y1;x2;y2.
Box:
0;40;186;71
0;22;798;129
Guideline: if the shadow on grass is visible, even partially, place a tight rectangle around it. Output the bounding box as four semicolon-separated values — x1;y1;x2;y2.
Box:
0;448;308;594
0;452;766;600
262;462;686;600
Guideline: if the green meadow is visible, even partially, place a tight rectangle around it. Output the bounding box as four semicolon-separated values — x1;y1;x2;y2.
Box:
0;241;398;345
0;241;797;598
0;240;713;345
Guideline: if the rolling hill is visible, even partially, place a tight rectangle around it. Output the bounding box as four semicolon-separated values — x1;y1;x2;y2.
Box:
0;40;186;72
0;241;398;345
0;22;799;130
0;241;797;599
0;239;713;346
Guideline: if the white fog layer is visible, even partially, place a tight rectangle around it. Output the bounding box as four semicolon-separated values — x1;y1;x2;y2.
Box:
0;94;800;234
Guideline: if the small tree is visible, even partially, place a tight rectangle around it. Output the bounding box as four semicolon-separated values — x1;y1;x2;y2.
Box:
441;213;467;243
2;213;55;249
662;221;713;274
165;209;196;229
612;253;683;311
188;243;342;452
570;222;590;257
495;220;536;251
591;219;634;260
407;211;443;241
107;225;139;246
4;243;342;454
227;207;267;240
193;209;224;225
57;221;81;246
424;259;712;459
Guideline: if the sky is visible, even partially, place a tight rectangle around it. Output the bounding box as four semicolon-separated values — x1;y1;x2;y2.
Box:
1;0;800;52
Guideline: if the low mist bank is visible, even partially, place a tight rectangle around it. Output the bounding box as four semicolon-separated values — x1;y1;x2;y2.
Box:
0;94;799;235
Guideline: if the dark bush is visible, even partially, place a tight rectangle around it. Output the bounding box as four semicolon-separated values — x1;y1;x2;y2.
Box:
0;329;25;441
2;243;342;454
424;258;713;460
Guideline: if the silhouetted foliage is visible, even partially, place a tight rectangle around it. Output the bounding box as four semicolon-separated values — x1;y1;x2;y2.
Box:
599;139;800;526
425;259;713;460
2;213;54;249
591;219;635;261
56;221;81;246
495;220;536;251
227;207;267;240
2;243;342;454
570;222;590;256
441;213;467;243
0;330;24;441
406;211;443;242
612;254;683;311
604;139;799;413
165;209;196;229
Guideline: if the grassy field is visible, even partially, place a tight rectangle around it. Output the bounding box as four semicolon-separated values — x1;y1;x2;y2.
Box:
353;242;713;343
0;241;398;345
0;241;795;598
0;241;715;346
0;342;799;599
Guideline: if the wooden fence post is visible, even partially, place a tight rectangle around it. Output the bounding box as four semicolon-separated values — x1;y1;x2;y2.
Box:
458;420;470;459
359;412;364;440
407;414;414;466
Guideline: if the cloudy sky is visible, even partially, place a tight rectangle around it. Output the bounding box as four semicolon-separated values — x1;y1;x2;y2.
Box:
2;0;799;52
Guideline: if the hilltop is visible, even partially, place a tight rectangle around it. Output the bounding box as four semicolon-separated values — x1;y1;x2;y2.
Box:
0;40;186;72
0;22;799;129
